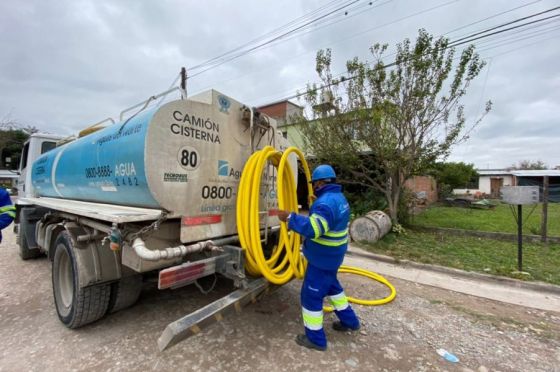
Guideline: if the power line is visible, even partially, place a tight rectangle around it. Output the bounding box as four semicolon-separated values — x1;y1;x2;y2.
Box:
474;20;560;51
188;0;458;92
443;0;542;35
253;6;560;105
189;0;544;95
188;0;363;78
246;0;393;54
449;5;560;45
448;12;560;47
484;32;560;59
187;1;393;94
188;0;347;71
476;25;560;55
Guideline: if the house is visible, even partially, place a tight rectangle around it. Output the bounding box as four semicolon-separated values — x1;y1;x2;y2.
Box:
511;170;560;202
476;169;515;197
257;100;306;149
457;169;560;200
0;169;18;190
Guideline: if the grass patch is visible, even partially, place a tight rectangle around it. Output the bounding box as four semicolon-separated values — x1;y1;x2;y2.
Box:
412;202;560;236
362;230;560;285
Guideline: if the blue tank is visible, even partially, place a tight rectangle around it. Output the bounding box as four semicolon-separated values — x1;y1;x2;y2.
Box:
32;108;160;208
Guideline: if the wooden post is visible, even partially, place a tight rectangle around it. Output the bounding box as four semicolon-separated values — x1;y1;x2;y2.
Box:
541;176;549;242
518;204;523;272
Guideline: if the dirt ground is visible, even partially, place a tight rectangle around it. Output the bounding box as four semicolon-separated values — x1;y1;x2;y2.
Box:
0;228;559;372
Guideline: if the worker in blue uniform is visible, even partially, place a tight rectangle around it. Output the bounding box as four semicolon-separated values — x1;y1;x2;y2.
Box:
0;187;15;244
278;164;360;351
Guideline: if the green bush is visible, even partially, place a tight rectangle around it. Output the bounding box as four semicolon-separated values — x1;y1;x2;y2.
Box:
438;183;453;200
345;189;387;218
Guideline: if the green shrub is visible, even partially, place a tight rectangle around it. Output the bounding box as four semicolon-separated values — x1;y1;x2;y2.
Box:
438;183;453;200
345;189;387;218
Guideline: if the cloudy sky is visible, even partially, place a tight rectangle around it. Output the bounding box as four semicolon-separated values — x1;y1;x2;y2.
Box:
1;0;559;169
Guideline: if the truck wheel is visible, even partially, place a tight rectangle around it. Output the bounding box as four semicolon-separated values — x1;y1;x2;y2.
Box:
52;231;110;328
18;224;42;260
107;274;143;314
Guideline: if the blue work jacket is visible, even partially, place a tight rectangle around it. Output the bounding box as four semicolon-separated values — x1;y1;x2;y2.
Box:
0;188;15;243
288;184;350;270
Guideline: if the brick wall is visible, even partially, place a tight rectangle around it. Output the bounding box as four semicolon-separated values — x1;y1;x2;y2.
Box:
258;102;286;122
404;175;438;204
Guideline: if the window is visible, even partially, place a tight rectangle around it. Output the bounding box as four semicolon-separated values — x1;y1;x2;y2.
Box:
19;143;29;171
41;141;56;154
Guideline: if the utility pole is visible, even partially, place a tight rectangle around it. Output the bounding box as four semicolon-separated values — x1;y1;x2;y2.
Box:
541;176;549;242
180;67;187;99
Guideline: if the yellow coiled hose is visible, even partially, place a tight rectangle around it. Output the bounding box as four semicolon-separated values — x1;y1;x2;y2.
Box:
236;145;396;308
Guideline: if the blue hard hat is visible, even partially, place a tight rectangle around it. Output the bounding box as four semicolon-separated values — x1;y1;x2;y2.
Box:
311;164;336;183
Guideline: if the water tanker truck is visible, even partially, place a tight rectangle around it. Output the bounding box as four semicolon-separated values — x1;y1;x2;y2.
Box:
15;87;296;348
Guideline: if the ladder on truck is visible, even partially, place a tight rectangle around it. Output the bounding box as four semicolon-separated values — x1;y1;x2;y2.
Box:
158;277;271;351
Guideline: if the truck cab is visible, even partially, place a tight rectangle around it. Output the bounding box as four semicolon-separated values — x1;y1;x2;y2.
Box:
16;133;63;198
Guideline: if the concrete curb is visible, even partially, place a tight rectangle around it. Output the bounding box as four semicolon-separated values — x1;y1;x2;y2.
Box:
347;244;560;296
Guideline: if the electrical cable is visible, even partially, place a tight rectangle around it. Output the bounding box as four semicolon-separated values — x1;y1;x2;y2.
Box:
448;12;560;47
448;5;560;45
189;0;362;78
188;0;347;71
250;6;560;106
443;0;543;36
188;1;392;96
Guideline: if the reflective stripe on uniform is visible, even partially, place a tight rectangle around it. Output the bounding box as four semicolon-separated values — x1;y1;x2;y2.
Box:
302;307;323;331
324;228;348;238
329;291;349;311
311;213;329;234
311;236;348;247
0;205;15;219
309;217;320;238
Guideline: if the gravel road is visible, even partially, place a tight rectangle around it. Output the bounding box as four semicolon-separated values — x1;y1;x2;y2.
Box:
0;228;559;372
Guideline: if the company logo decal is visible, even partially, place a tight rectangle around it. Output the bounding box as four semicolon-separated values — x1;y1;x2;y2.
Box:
218;160;229;176
218;160;241;179
218;95;231;113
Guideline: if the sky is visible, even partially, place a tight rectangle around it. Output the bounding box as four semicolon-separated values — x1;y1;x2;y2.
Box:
1;0;559;169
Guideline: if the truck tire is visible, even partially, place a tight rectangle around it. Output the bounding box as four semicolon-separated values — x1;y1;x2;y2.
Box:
107;274;143;314
18;222;42;260
52;231;110;328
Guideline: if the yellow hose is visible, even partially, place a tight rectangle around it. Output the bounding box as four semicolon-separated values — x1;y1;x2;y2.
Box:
236;145;396;308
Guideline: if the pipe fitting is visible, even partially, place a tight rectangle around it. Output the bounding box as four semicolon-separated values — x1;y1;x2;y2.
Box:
132;238;221;261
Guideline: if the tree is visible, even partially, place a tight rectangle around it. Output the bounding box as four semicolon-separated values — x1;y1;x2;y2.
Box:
297;29;491;222
0;112;40;134
0;113;38;169
508;160;547;170
0;130;29;169
429;162;477;189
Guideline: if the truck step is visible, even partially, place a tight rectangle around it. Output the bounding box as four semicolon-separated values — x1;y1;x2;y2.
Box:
158;278;270;351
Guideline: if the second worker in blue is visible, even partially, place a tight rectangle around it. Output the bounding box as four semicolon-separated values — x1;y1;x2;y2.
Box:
278;164;360;351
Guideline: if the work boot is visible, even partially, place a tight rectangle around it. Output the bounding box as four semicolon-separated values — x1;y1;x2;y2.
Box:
295;334;326;351
332;321;360;332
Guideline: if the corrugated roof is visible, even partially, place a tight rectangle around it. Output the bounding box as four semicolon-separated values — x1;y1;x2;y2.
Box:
476;169;560;177
477;170;512;176
0;170;18;178
510;170;560;177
